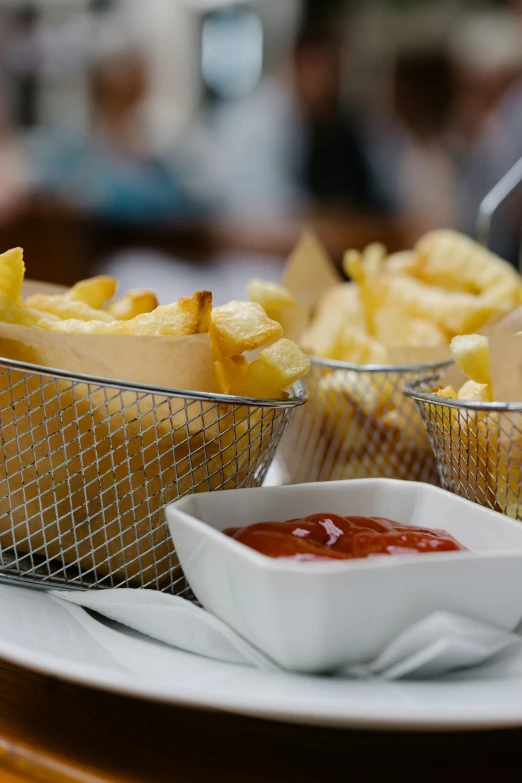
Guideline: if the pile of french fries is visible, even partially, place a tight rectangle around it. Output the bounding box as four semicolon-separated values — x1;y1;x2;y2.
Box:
0;247;310;585
249;229;522;484
0;247;310;398
248;230;522;418
300;230;522;363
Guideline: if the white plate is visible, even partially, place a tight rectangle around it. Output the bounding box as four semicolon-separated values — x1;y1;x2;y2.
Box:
3;582;522;731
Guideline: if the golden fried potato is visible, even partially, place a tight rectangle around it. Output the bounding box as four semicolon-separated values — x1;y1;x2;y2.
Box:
107;289;158;320
435;385;458;399
0;290;52;327
385;251;417;275
373;306;446;348
0;290;213;337
0;247;25;304
361;242;387;274
322;369;397;418
343;243;386;281
247;279;294;322
380;406;433;451
415;230;522;304
210;301;283;357
67;275;117;309
25;293;116;322
382;274;497;337
48;291;212;337
407;318;448;347
493;421;522;519
334;324;388;364
342;249;363;283
232;338;310;397
301;283;362;358
212;354;249;394
312;368;418;472
457;380;491;402
343;245;387;336
450;334;491;386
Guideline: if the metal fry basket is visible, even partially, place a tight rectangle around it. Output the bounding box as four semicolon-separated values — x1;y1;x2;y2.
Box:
279;357;451;485
405;375;522;518
0;357;306;593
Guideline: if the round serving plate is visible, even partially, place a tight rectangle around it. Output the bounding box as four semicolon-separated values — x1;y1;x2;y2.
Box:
2;583;522;732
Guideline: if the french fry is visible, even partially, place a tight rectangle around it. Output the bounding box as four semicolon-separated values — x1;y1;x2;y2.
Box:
324;370;397;418
0;247;25;304
107;289;158;320
334;325;388;364
373;306;446;348
343;245;385;336
381;274;497;337
247;279;294;322
301;283;362;358
39;291;213;336
415;230;522;304
457;380;491;402
66;275;117;308
212;355;249;394
210;301;283;357
450;334;491;386
385;250;417;275
25;292;117;322
231;338;310;398
435;385;458;398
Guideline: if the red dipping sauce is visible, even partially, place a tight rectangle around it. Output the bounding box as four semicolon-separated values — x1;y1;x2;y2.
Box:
223;513;467;562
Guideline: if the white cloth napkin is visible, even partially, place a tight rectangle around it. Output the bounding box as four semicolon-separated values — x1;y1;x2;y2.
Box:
50;589;522;680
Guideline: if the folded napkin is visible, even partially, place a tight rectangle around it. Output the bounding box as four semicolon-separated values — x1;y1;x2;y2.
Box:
51;589;522;680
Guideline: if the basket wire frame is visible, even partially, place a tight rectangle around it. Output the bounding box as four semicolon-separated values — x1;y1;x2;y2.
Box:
405;375;522;519
279;357;450;485
0;358;305;593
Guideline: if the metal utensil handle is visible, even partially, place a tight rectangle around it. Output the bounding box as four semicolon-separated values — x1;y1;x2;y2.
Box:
476;154;522;249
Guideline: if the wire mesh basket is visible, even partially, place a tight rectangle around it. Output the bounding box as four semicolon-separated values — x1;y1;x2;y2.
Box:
278;357;451;485
0;357;306;593
405;375;522;518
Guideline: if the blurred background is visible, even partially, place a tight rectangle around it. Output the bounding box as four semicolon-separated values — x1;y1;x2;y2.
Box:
0;0;521;303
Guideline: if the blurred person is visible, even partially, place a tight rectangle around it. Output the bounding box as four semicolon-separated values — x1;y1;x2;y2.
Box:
210;17;399;242
27;48;197;224
448;10;522;263
0;110;29;225
0;83;30;224
365;49;460;237
292;21;391;215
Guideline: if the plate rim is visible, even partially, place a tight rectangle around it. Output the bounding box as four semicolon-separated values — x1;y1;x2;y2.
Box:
3;587;522;732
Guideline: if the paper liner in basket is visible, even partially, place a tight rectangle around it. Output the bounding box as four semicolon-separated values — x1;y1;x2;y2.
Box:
0;308;276;586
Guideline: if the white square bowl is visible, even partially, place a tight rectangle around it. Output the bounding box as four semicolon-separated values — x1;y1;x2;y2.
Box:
166;480;522;673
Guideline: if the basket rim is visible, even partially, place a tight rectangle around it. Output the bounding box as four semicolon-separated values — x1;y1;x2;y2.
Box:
404;374;522;413
0;354;308;409
310;355;452;374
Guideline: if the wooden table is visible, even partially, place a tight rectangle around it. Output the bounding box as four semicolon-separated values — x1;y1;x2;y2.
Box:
1;660;522;782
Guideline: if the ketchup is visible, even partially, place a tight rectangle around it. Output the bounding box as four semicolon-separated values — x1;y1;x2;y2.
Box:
223;513;467;562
